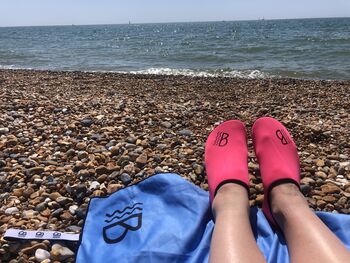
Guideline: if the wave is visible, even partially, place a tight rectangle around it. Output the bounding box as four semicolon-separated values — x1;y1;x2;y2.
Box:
0;64;18;69
128;68;273;79
0;65;274;79
105;202;143;218
105;207;143;223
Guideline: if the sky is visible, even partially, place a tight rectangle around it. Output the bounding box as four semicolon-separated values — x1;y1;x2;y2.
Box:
0;0;349;27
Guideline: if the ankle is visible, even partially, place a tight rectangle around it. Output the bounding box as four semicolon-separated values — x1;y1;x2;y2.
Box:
270;183;307;223
212;183;249;217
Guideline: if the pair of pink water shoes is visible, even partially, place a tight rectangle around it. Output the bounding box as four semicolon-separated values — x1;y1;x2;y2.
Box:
205;117;300;226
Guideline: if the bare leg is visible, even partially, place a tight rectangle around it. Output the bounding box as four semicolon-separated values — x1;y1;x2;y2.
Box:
271;183;350;263
210;183;266;263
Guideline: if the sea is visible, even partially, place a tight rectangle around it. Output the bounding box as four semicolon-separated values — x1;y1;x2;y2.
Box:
0;17;349;80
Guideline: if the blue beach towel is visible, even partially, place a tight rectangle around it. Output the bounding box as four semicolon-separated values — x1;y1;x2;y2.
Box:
76;173;350;263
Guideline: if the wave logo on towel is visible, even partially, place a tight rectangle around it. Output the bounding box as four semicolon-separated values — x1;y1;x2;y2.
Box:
102;202;143;244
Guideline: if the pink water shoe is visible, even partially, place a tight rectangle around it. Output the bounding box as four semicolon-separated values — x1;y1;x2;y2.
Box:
205;120;250;202
252;117;300;226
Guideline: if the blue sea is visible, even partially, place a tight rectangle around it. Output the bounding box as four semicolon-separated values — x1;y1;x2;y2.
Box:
0;18;349;79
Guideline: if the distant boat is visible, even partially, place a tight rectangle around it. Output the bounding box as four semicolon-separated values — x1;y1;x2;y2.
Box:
129;21;131;25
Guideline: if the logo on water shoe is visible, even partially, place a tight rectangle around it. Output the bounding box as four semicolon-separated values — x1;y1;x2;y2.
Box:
276;129;290;145
102;202;143;244
214;132;229;147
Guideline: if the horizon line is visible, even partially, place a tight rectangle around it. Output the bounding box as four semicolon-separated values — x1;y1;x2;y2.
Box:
0;16;349;28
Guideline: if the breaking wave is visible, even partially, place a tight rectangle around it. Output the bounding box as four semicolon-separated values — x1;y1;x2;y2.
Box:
128;68;273;79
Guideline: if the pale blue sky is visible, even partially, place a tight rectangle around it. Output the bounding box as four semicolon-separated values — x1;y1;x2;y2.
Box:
0;0;349;27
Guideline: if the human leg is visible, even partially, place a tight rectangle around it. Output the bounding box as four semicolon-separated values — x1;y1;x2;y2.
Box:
253;116;350;263
270;183;350;263
206;120;266;263
210;183;266;263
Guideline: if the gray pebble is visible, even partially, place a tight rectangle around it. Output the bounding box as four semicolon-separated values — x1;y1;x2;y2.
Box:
81;119;94;127
120;173;132;185
35;202;46;212
52;208;64;217
5;207;19;215
0;127;9;134
178;129;192;136
161;121;172;128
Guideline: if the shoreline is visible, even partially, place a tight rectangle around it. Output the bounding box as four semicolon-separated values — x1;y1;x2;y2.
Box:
0;69;349;261
2;68;350;82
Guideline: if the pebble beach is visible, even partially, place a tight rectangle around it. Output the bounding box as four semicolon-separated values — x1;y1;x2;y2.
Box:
0;69;350;262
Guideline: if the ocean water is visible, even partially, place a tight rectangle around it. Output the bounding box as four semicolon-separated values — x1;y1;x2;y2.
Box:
0;18;349;79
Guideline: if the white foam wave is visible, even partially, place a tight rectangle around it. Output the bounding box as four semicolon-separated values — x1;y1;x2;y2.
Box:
0;65;273;79
0;64;17;69
128;68;272;79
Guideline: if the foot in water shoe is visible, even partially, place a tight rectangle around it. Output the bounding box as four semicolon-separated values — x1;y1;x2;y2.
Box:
252;117;300;226
205;120;250;202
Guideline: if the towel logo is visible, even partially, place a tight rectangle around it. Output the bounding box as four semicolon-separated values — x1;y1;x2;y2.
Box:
18;231;27;237
35;231;44;238
276;129;290;145
103;202;143;244
214;132;229;147
53;232;61;239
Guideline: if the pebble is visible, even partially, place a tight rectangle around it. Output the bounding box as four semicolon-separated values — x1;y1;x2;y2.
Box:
35;202;47;212
120;173;132;185
136;153;148;168
323;196;337;203
77;151;89;160
27;167;45;175
89;181;100;190
81;118;94;127
5;207;19;215
178;129;192;136
51;243;74;261
321;184;341;194
301;177;316;185
49;192;62;201
0;127;10;134
67;225;82;232
76;142;87;150
0;159;6;167
161;121;172;128
56;197;70;206
35;248;50;262
315;171;327;179
108;183;122;193
76;208;86;219
2;70;350;261
95;165;110;175
69;204;79;215
52;208;64;217
316;159;325;167
301;184;312;195
22;243;47;255
193;164;204;175
123;163;135;174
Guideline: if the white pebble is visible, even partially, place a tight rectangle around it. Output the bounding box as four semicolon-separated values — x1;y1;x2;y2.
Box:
35;248;50;262
89;181;100;190
5;207;19;215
